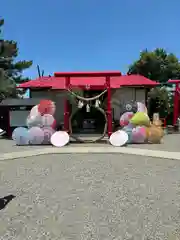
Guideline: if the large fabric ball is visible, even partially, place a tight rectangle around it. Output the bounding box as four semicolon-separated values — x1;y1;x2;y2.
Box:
120;112;134;127
42;127;55;144
109;130;129;147
12;127;29;145
51;119;57;129
30;105;40;118
147;126;164;144
50;131;70;147
42;114;55;127
122;125;133;143
137;102;148;113
122;101;138;114
132;126;147;143
28;127;44;145
38;100;56;115
130;112;150;127
27;115;42;128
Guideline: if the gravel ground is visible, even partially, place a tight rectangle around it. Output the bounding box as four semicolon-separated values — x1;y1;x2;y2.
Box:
0;154;180;239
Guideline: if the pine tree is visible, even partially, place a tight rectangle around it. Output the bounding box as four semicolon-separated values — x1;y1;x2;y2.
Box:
0;18;32;100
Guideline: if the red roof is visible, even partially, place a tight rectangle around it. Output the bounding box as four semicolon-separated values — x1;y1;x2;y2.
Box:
54;71;122;77
18;76;66;89
52;77;106;89
110;75;158;88
18;74;158;89
168;79;180;84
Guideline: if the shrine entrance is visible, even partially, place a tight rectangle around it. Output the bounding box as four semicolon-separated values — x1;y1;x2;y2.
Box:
71;90;107;135
71;105;106;134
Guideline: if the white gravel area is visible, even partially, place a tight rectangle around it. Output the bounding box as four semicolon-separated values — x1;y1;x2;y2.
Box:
0;154;180;239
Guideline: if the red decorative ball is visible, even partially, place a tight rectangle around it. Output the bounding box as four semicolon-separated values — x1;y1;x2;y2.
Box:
38;100;55;115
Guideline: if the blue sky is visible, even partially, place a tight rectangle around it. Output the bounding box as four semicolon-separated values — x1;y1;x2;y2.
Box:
1;0;180;79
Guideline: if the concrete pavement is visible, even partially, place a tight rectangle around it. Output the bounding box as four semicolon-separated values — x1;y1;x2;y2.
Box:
1;145;180;161
0;133;180;161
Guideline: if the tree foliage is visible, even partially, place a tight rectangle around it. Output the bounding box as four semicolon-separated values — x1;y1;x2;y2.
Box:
147;87;173;119
0;18;32;99
128;48;179;122
128;48;180;83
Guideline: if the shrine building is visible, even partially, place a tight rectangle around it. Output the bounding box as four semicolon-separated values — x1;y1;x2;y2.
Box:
0;71;158;137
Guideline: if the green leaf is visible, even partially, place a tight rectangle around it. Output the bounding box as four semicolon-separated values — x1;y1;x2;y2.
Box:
13;60;33;72
128;48;180;83
0;17;33;98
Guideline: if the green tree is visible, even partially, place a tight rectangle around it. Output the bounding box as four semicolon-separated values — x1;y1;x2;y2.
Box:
0;18;32;99
147;87;173;118
128;48;180;83
128;48;179;123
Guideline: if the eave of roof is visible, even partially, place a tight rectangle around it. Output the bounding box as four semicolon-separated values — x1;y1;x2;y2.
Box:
18;74;158;89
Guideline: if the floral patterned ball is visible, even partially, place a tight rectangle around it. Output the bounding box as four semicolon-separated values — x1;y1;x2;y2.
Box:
132;126;147;143
137;102;147;113
38;100;56;115
123;125;133;143
120;112;134;127
122;101;138;114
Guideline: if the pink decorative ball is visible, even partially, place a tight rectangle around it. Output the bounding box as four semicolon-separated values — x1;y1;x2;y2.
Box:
42;127;55;144
132;126;146;143
51;119;57;129
38;100;56;115
120;112;134;127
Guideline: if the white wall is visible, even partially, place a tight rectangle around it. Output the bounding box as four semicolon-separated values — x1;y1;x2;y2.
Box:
135;88;146;102
111;87;146;120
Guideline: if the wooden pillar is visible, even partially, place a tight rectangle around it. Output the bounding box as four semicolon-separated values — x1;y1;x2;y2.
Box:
173;83;179;125
64;76;70;132
106;76;112;137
